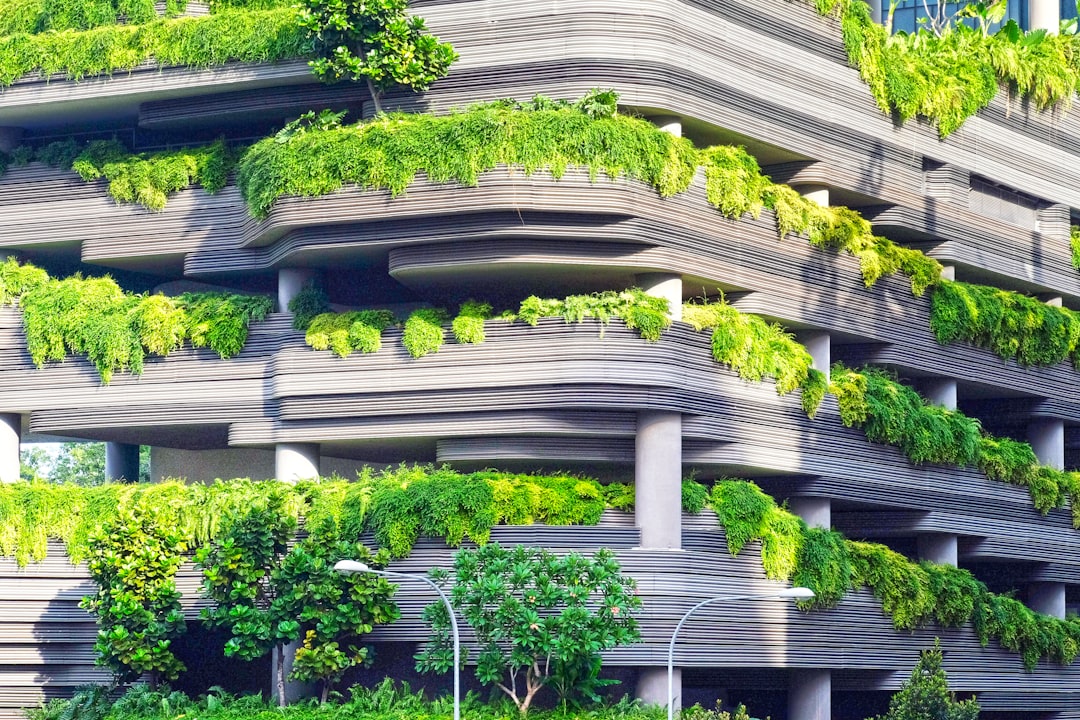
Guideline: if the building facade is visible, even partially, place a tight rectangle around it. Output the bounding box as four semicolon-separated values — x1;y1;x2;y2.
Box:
0;0;1078;718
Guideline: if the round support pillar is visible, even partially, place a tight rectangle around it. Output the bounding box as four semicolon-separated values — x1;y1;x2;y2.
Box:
939;264;956;282
0;127;23;153
277;268;317;314
105;443;140;482
635;667;680;710
273;642;316;704
866;0;882;23
797;184;829;207
1030;0;1060;33
636;272;683;322
651;116;682;138
1028;582;1066;620
789;497;831;530
275;443;319;483
917;534;958;567
922;379;957;411
1028;419;1064;471
0;414;20;483
797;330;831;382
635;411;682;549
789;668;831;720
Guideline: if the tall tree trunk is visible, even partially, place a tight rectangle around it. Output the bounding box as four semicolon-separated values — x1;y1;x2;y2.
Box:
366;77;383;115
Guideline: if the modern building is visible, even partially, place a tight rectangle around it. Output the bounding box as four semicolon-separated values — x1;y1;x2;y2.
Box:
0;0;1078;718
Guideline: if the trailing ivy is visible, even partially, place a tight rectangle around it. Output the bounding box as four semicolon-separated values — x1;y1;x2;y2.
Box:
684;298;827;418
0;7;306;86
1072;226;1080;271
830;364;1080;525
237;98;699;218
930;279;1080;368
812;0;1080;137
710;478;1080;669
0;258;271;382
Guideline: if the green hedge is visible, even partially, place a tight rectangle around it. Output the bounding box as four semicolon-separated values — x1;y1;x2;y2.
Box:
712;478;1080;669
0;258;271;382
830;364;1080;525
0;6;305;85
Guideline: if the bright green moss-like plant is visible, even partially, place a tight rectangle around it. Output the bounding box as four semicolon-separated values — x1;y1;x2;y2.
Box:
684;299;825;417
515;288;671;341
930;280;1080;367
452;301;492;345
305;310;396;357
402;307;448;358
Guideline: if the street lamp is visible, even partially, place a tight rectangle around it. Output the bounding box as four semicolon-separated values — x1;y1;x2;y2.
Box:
334;560;461;720
666;587;815;720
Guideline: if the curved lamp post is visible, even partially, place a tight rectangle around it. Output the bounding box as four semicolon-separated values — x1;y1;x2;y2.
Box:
667;587;815;720
334;560;461;720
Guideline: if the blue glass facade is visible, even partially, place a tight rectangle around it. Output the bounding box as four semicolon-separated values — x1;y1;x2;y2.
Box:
882;1;1077;32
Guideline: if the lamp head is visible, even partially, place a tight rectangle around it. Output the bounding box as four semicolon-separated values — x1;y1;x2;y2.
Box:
334;560;372;574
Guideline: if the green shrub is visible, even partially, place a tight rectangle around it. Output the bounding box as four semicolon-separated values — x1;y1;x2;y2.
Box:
288;281;331;330
871;641;980;720
711;479;774;555
402;307;448;358
681;478;709;513
305;310;395;357
451;301;491;344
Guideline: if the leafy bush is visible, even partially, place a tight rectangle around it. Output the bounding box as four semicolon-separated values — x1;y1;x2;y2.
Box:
452;301;491;344
417;543;640;715
288;281;331;330
402;307;449;358
306;310;396;357
515;288;671;341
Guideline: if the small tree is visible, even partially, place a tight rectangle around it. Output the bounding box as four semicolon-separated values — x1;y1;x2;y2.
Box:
196;499;299;706
297;0;458;114
871;641;979;720
80;509;186;688
416;543;641;715
270;534;400;703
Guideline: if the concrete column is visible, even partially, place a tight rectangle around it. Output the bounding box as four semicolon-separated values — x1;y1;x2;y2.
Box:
636;272;683;322
1030;0;1060;33
275;443;319;483
636;667;680;710
1028;419;1065;470
797;184;829;207
1028;582;1066;619
939;264;956;282
797;330;831;382
1039;294;1064;308
0;128;23;153
789;669;831;720
789;497;830;530
0;414;20;483
277;268;317;314
865;1;882;23
651;116;682;138
635;411;682;549
105;443;140;482
922;378;957;410
917;534;958;566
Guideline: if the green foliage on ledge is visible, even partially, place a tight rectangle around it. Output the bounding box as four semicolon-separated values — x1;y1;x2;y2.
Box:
830;364;1080;525
812;0;1080;136
0;6;306;86
683;299;827;417
0;259;271;382
712;478;1080;669
931;279;1080;368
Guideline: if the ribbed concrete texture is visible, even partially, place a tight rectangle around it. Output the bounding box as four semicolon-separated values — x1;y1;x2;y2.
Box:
797;330;831;382
788;496;831;530
635;667;680;711
1030;0;1060;33
921;378;958;410
636;272;683;322
789;668;831;720
651;115;682;138
635;410;682;549
275;443;320;483
105;443;140;482
277;268;317;313
1028;582;1067;620
1028;418;1065;470
0;414;19;484
917;533;958;567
